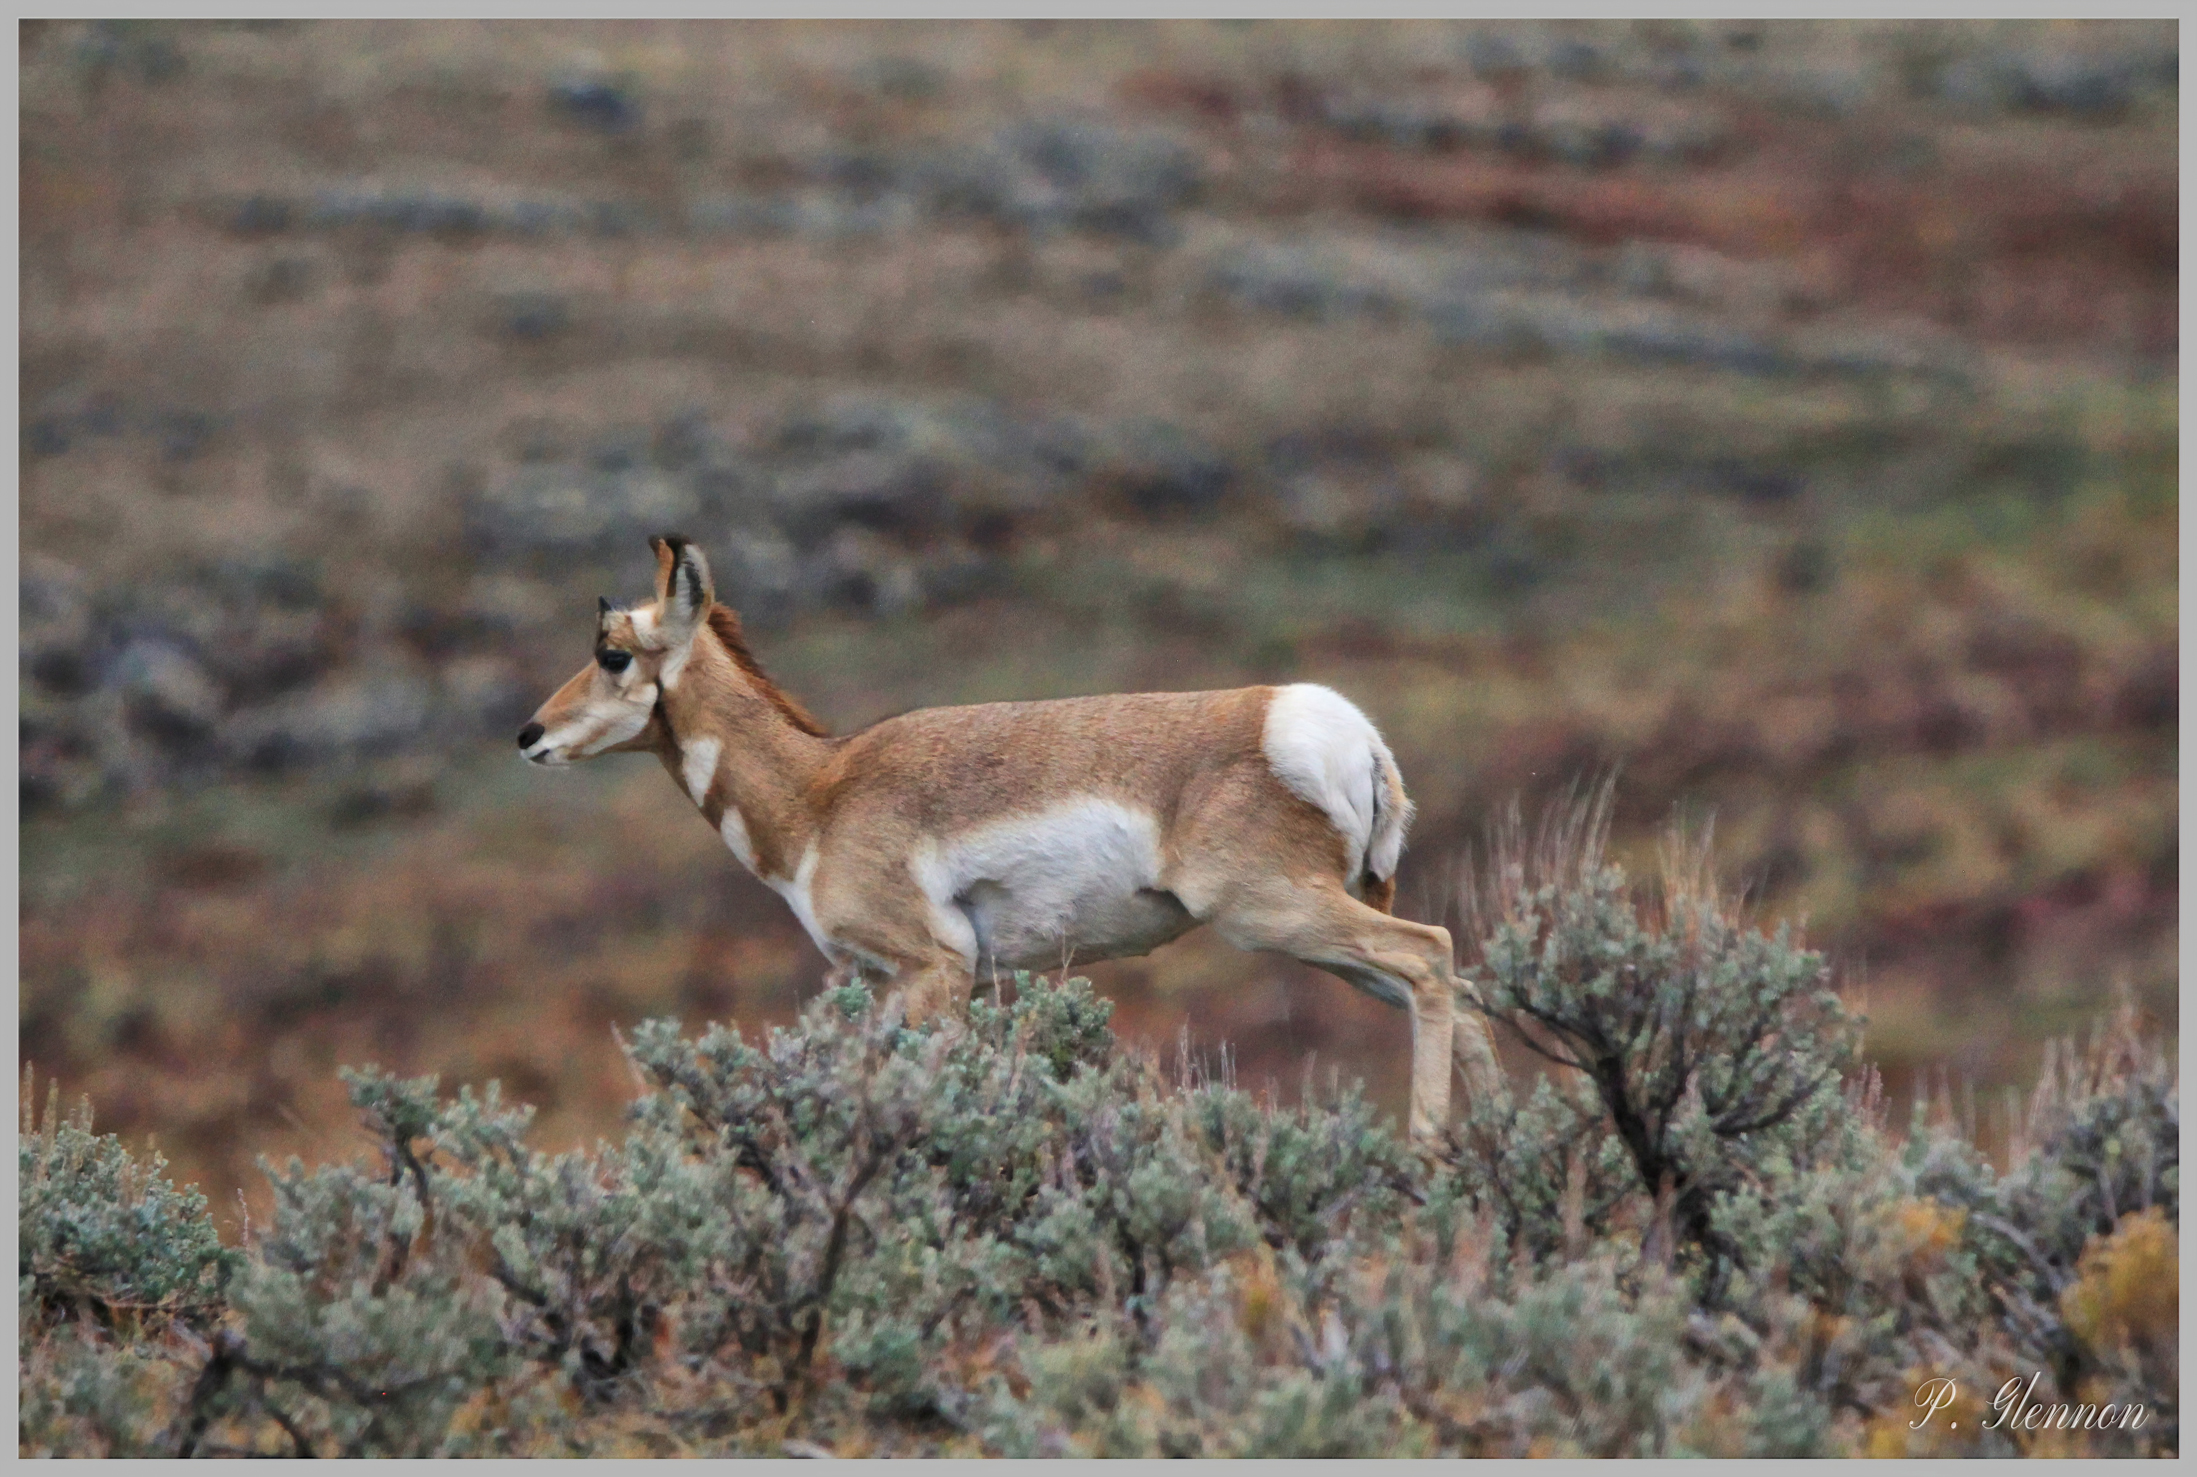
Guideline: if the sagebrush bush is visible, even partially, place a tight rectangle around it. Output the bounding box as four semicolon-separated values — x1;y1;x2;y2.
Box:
18;810;2179;1457
19;1069;232;1329
1452;785;1864;1295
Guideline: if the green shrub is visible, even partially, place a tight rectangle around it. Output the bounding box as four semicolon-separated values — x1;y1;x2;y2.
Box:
19;1069;232;1329
17;819;2178;1457
1454;785;1864;1297
1889;998;2180;1456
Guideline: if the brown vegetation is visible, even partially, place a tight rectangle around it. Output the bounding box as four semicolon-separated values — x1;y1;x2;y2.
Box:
19;19;2177;1220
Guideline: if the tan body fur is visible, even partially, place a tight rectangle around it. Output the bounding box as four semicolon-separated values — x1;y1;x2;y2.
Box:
520;536;1499;1141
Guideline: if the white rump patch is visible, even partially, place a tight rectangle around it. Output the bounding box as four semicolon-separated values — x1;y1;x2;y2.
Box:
681;737;721;806
1261;683;1412;881
910;798;1189;972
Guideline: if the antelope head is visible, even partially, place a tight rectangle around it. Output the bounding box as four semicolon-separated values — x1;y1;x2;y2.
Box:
516;534;714;765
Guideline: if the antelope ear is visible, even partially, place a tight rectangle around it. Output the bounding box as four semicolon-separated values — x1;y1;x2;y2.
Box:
649;535;682;605
653;534;713;639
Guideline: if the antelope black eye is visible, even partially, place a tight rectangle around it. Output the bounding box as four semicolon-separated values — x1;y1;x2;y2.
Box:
597;649;632;674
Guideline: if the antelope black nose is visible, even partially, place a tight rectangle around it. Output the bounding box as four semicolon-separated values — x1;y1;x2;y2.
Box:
516;722;545;750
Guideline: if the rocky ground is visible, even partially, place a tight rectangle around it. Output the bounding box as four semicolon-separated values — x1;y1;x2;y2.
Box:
19;20;2178;1216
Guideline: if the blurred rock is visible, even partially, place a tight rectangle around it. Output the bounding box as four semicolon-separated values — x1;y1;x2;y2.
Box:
548;78;641;134
227;193;293;236
916;545;1006;608
1207;244;1387;322
304;188;494;236
500;416;568;464
686;193;802;236
1649;48;1709;93
1546;37;1608;83
798;527;926;617
465;463;706;568
862;54;946;102
23;415;72;458
20;686;114;815
206;553;323;611
772;451;946;545
2006;53;2140;117
2112;647;2177;731
1273;464;1406;547
691;456;774;525
1394;453;1489;539
1265;433;1409;546
74;20;186;88
1317;81;1729;168
1596;315;1791;376
155;409;219;464
493;291;571;341
200;120;1192;251
111;639;225;744
651;408;717;472
325;758;441;829
587;200;653;237
922;120;1202;243
458;574;564;643
713;529;803;628
1322;98;1480;153
1462;30;1528;81
1775;540;1836;595
1425;293;1553;356
21;555;99;695
1698;460;1804;504
228;666;435;773
816;150;899;200
1012;120;1203;242
1546;118;1644;169
769;398;956;543
588;426;650;474
438;654;531;731
243;254;316;305
1093;419;1234;516
910;399;1091;530
773;396;926;459
1939;50;2143;118
186;558;333;703
504;198;586;235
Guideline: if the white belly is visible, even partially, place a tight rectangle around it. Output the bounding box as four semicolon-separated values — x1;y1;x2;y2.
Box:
910;798;1199;972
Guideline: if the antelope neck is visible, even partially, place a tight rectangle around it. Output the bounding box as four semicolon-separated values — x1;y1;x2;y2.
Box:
656;664;828;882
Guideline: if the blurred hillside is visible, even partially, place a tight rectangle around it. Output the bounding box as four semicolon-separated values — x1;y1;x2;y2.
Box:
19;19;2177;1218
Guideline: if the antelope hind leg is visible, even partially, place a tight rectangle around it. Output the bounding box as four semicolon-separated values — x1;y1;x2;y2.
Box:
1213;882;1466;1143
1449;982;1504;1106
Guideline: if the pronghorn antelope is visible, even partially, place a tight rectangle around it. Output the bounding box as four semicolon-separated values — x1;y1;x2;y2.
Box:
518;535;1500;1141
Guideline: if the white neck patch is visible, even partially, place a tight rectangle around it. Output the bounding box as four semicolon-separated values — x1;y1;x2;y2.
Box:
720;806;759;873
681;736;721;806
767;842;828;953
658;636;691;692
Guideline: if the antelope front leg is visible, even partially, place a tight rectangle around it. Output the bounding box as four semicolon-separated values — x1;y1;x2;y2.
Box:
892;957;975;1027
